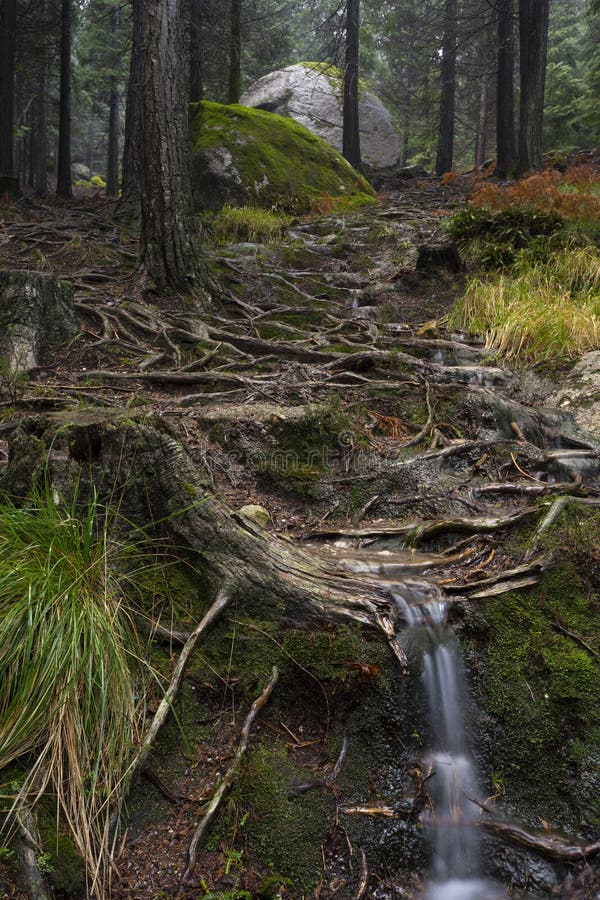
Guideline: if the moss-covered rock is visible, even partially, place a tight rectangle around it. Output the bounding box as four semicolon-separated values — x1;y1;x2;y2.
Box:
189;101;376;213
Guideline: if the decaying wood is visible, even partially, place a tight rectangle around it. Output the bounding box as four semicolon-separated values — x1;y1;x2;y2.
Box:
308;508;539;544
180;665;279;887
355;848;369;900
481;819;600;862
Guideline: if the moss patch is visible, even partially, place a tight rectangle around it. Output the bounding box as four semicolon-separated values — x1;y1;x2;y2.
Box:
189;101;376;214
478;505;600;827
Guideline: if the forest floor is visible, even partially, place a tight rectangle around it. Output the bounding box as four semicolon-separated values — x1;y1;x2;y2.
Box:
1;179;600;900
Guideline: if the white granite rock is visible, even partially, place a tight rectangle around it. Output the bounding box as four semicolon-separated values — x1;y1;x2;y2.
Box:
240;63;401;172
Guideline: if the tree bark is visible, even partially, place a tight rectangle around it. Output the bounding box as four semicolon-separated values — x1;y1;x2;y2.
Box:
138;0;205;292
342;0;361;172
0;0;17;177
517;0;550;174
228;0;242;104
189;0;203;103
435;0;458;175
106;5;121;197
4;414;416;671
496;0;516;178
121;0;142;210
32;7;49;200
56;0;73;198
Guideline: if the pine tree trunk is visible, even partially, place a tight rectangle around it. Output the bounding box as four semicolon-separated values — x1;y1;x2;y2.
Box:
517;0;550;174
33;1;49;200
56;0;73;198
106;5;120;198
138;0;205;292
121;0;142;209
228;0;242;104
435;0;458;176
496;0;516;178
342;0;361;172
474;73;489;169
0;0;17;178
190;0;203;103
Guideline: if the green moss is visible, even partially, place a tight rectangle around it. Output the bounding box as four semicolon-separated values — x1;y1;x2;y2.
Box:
479;509;600;824
189;101;375;214
234;745;328;891
38;805;86;897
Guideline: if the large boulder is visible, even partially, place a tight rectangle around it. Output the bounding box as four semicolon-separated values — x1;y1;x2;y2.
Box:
240;63;401;174
189;101;376;213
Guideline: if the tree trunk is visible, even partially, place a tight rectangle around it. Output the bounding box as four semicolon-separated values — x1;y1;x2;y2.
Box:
0;0;17;177
121;0;142;210
138;0;205;292
496;0;516;178
517;0;550;174
56;0;73;198
3;414;415;671
342;0;361;172
190;0;203;103
228;0;242;104
474;73;489;169
106;5;120;197
33;8;49;200
435;0;458;176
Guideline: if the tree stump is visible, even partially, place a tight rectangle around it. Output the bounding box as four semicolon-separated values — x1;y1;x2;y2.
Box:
0;270;76;374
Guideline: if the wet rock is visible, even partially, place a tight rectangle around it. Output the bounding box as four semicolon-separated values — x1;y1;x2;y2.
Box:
549;351;600;439
240;63;401;173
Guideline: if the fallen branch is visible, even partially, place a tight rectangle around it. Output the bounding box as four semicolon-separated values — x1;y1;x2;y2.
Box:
126;585;231;783
355;848;369;900
179;665;279;887
481;819;600;862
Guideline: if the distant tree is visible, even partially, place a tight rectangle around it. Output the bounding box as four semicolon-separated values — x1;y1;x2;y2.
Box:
496;0;516;177
122;0;142;206
0;0;17;177
137;0;205;291
106;3;122;197
343;0;361;171
435;0;458;175
517;0;550;173
56;0;73;198
228;0;242;103
190;0;204;102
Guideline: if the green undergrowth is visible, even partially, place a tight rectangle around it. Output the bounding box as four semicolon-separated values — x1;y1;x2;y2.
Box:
209;204;292;244
189;101;376;215
479;504;600;826
451;242;600;367
0;483;147;894
449;200;600;367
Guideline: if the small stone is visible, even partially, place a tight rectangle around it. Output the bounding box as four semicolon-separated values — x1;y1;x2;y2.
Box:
238;504;270;528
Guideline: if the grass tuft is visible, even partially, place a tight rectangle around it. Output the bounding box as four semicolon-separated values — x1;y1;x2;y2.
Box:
0;484;145;896
451;244;600;366
210;204;292;243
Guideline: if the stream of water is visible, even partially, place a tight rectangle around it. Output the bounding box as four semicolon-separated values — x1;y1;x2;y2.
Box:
395;593;504;900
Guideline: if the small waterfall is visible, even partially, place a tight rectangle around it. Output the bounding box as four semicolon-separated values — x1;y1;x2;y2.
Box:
395;595;503;900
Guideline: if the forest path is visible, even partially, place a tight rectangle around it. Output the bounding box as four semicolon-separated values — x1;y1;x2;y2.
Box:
2;184;600;899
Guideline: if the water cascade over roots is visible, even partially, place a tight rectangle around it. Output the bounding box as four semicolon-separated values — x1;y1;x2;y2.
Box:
395;595;504;900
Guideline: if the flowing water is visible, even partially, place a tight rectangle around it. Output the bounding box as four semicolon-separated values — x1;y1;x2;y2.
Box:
325;547;506;897
395;593;504;900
